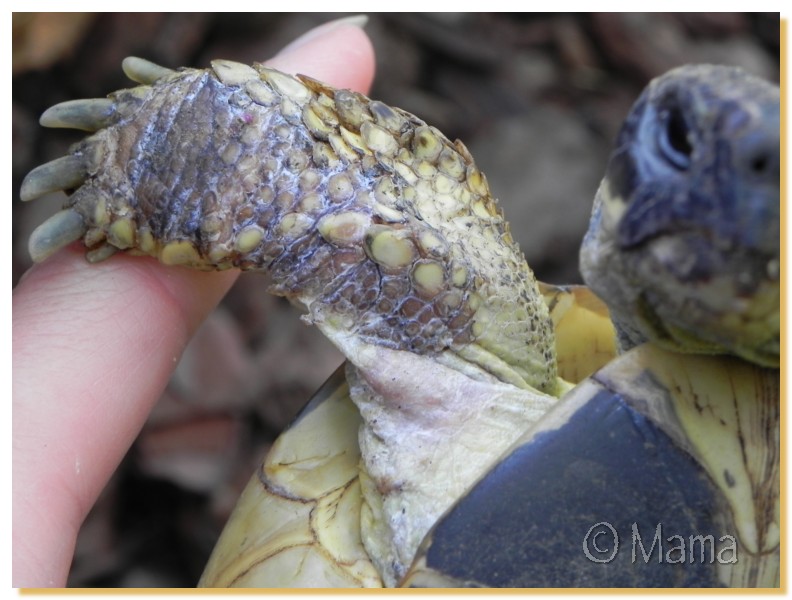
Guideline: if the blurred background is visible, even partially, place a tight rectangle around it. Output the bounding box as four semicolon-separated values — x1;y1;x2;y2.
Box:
12;13;780;587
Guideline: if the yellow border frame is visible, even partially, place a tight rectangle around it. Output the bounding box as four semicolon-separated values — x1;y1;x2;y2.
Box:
17;14;788;597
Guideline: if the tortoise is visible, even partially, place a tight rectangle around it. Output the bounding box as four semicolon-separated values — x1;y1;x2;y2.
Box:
20;41;779;588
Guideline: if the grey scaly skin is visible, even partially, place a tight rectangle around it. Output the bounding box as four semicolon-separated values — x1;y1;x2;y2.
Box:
21;56;561;585
23;57;557;393
580;65;780;368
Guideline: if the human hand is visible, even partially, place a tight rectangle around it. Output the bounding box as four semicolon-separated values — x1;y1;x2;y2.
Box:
12;17;375;587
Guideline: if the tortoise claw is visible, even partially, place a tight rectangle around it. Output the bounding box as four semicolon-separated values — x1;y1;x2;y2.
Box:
20;155;88;202
28;209;86;263
85;243;119;263
40;98;115;132
121;56;174;85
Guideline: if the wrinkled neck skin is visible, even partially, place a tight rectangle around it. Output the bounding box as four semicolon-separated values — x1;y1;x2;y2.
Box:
320;325;557;586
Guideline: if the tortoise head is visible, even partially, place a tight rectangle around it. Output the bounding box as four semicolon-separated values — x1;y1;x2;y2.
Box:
580;65;780;367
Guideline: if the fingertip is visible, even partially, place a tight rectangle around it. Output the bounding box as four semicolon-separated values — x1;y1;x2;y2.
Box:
268;21;376;94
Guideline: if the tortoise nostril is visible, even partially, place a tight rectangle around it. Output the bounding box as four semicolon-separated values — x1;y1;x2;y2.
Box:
657;107;693;169
736;120;779;179
667;109;692;157
742;143;778;179
750;153;769;174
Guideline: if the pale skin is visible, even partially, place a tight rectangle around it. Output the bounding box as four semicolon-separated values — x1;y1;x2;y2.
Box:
12;21;376;587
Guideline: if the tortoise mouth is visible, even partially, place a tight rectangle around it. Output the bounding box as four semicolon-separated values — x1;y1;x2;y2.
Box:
630;228;777;297
626;232;779;366
636;286;780;367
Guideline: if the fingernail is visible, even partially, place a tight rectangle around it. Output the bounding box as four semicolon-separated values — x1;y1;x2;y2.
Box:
277;15;369;56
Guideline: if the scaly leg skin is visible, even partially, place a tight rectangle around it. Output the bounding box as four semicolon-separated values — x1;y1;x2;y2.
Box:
23;58;563;585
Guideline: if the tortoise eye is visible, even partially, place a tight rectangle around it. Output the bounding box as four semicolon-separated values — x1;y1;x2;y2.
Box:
658;107;692;170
